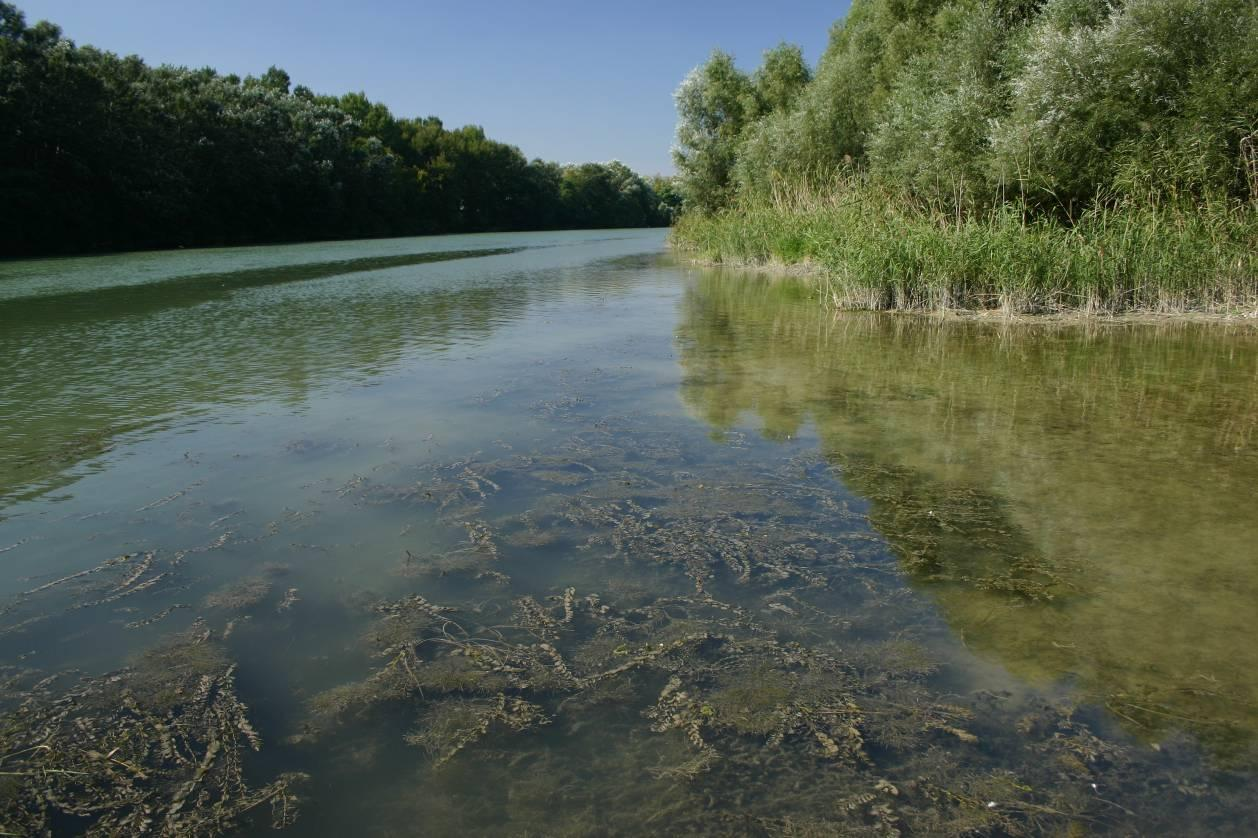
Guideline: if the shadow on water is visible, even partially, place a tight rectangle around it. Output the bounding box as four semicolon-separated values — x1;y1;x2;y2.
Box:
677;267;1258;756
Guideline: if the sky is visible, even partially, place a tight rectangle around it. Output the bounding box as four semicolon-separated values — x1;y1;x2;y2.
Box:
16;0;851;176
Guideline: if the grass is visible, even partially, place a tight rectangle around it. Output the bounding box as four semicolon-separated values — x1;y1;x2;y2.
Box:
671;179;1258;315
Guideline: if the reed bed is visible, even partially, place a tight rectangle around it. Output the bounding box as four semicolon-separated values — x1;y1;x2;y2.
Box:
672;179;1258;315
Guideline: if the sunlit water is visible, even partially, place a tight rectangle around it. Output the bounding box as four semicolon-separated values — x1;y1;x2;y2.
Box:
1;230;1256;835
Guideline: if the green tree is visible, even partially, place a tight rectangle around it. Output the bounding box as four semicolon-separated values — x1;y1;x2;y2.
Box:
673;50;755;212
0;2;680;256
751;43;811;115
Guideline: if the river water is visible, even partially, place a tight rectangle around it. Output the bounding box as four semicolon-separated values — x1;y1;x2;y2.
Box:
1;229;1256;835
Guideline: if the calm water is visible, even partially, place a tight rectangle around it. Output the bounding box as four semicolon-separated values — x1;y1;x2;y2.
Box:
2;229;1257;835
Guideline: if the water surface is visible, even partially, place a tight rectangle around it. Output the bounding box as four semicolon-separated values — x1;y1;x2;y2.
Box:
2;231;1256;835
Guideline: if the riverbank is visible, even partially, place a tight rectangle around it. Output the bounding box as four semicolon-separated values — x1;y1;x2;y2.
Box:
671;187;1258;317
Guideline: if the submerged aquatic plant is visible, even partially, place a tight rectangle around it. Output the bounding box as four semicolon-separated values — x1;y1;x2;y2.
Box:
3;367;1256;833
0;624;305;835
290;402;1258;834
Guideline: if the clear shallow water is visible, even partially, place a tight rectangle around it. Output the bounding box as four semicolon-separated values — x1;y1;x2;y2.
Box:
1;230;1257;835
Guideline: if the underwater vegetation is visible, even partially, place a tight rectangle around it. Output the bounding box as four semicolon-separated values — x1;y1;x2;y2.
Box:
1;306;1256;834
0;625;305;834
676;273;1258;753
293;405;1255;833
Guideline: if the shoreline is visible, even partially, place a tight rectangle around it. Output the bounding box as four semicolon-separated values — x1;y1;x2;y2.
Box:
672;251;1258;327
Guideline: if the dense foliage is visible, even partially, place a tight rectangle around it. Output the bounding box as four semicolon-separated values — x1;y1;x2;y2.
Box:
0;4;679;256
674;0;1258;216
671;0;1257;313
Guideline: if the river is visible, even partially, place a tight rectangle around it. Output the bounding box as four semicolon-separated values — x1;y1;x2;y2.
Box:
1;228;1256;834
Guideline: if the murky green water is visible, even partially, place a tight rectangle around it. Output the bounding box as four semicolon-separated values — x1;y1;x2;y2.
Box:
2;231;1257;835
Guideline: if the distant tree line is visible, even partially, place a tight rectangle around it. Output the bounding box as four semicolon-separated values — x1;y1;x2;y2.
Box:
0;4;682;257
674;0;1258;216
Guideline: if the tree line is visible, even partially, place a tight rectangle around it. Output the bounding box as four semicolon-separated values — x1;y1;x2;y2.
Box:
673;0;1257;217
0;4;681;257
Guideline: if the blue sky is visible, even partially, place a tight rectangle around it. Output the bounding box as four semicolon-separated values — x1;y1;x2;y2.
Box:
17;1;851;175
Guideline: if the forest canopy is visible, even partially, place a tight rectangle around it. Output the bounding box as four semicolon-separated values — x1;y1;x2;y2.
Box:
0;4;680;256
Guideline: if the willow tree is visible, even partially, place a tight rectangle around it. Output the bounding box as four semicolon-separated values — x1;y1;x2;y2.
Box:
673;50;756;212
